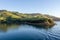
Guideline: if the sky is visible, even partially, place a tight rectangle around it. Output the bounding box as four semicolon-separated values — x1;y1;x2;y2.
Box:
0;0;60;17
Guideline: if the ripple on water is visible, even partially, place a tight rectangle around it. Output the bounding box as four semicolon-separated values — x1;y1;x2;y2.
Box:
0;22;60;40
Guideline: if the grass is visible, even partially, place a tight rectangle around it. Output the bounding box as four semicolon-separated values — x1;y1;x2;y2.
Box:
0;10;55;26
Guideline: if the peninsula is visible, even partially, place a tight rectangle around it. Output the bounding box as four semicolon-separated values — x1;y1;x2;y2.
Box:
0;10;58;26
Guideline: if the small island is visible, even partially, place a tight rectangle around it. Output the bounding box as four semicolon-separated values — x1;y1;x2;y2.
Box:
0;10;57;27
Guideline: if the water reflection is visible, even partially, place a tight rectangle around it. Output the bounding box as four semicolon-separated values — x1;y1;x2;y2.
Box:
0;23;54;32
27;24;54;29
0;24;20;32
0;22;59;40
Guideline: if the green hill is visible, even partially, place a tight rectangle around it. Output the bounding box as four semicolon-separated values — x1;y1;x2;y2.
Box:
0;10;56;26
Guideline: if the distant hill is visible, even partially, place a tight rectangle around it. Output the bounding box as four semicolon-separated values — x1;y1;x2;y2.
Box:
44;14;60;21
0;10;60;21
24;13;60;21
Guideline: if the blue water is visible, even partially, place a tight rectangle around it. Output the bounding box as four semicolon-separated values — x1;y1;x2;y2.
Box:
0;22;60;40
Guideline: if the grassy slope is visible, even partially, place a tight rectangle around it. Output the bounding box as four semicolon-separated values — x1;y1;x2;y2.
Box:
0;10;55;26
0;10;56;27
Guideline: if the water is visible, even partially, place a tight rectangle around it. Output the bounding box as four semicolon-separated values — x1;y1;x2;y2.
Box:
0;22;60;40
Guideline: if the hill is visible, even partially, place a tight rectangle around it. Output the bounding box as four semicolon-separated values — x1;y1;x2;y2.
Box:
0;10;56;26
0;10;60;21
24;13;60;21
44;14;60;21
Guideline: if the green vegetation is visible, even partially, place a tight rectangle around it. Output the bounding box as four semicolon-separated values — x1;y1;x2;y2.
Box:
0;10;55;26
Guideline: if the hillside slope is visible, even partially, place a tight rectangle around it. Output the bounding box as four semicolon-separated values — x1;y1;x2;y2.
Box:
0;10;60;21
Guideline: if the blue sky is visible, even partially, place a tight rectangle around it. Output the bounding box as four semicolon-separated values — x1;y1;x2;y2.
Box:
0;0;60;17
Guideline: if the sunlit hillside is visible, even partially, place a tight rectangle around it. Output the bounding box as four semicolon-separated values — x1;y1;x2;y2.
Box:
0;10;59;26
